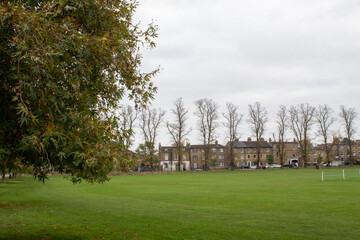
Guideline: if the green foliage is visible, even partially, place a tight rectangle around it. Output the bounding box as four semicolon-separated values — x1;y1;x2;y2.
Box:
210;155;217;167
267;153;274;165
135;142;158;169
0;1;158;183
317;154;323;165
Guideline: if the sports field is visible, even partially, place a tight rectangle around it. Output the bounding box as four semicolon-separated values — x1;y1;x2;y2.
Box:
1;168;360;240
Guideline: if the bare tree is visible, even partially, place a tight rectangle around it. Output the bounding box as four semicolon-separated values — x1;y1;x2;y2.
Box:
114;105;139;171
273;105;287;167
339;105;358;165
167;98;191;171
119;105;139;148
223;102;243;169
289;103;316;167
194;98;218;170
139;107;166;169
247;102;268;169
316;104;336;167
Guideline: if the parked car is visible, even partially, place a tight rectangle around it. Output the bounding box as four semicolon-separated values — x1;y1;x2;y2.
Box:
269;164;281;168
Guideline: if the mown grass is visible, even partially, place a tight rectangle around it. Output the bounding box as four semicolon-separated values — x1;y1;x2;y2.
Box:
1;168;360;240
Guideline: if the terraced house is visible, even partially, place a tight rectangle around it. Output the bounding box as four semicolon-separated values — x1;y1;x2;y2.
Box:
227;138;272;168
270;138;300;167
157;137;360;171
158;143;190;171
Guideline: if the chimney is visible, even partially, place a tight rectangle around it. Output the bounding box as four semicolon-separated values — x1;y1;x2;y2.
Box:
269;138;272;143
235;138;239;142
215;140;218;145
293;138;296;142
260;137;264;141
247;137;251;141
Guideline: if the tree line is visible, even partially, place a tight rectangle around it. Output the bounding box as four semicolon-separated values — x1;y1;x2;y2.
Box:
117;98;358;171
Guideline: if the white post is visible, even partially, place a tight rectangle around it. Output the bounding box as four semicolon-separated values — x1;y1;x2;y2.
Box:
343;169;345;180
322;171;324;182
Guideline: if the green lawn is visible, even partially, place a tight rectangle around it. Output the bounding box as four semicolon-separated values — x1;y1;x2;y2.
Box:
1;168;360;240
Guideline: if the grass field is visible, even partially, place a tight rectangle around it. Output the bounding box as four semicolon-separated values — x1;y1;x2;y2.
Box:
1;168;360;240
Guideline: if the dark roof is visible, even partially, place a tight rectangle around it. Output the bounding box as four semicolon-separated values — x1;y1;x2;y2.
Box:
232;140;272;148
189;144;225;149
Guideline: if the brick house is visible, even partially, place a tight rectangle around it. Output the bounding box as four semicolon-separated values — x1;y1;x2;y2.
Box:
158;143;190;171
189;141;226;170
228;138;272;168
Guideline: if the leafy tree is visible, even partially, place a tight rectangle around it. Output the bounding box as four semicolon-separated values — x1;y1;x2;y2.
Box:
135;142;158;170
0;1;158;183
267;153;274;165
316;154;323;169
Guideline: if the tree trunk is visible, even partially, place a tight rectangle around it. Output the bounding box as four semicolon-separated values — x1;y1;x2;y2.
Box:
1;170;5;183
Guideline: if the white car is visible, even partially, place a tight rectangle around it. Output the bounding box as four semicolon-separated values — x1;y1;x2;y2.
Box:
269;164;281;168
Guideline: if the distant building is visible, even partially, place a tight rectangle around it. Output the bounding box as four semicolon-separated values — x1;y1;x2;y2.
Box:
189;141;226;170
269;138;300;166
157;137;360;171
158;143;190;171
227;138;272;168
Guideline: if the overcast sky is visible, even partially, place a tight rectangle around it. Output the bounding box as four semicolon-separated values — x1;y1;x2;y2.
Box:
131;0;360;147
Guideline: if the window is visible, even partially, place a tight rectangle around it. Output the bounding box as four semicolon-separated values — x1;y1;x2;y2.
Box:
266;155;269;159
247;155;250;159
234;149;238;153
164;163;168;168
292;145;295;150
293;154;296;158
212;148;217;153
353;151;356;156
201;149;205;152
193;149;197;153
219;162;224;166
266;148;269;152
341;151;344;156
219;154;224;160
194;163;197;168
193;156;198;161
254;155;256;158
341;158;344;162
183;155;186;160
175;155;179;160
241;148;244;153
341;145;344;149
235;157;238;160
247;148;250;153
219;148;224;153
241;155;244;160
276;152;279;157
202;156;205;160
165;154;169;161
